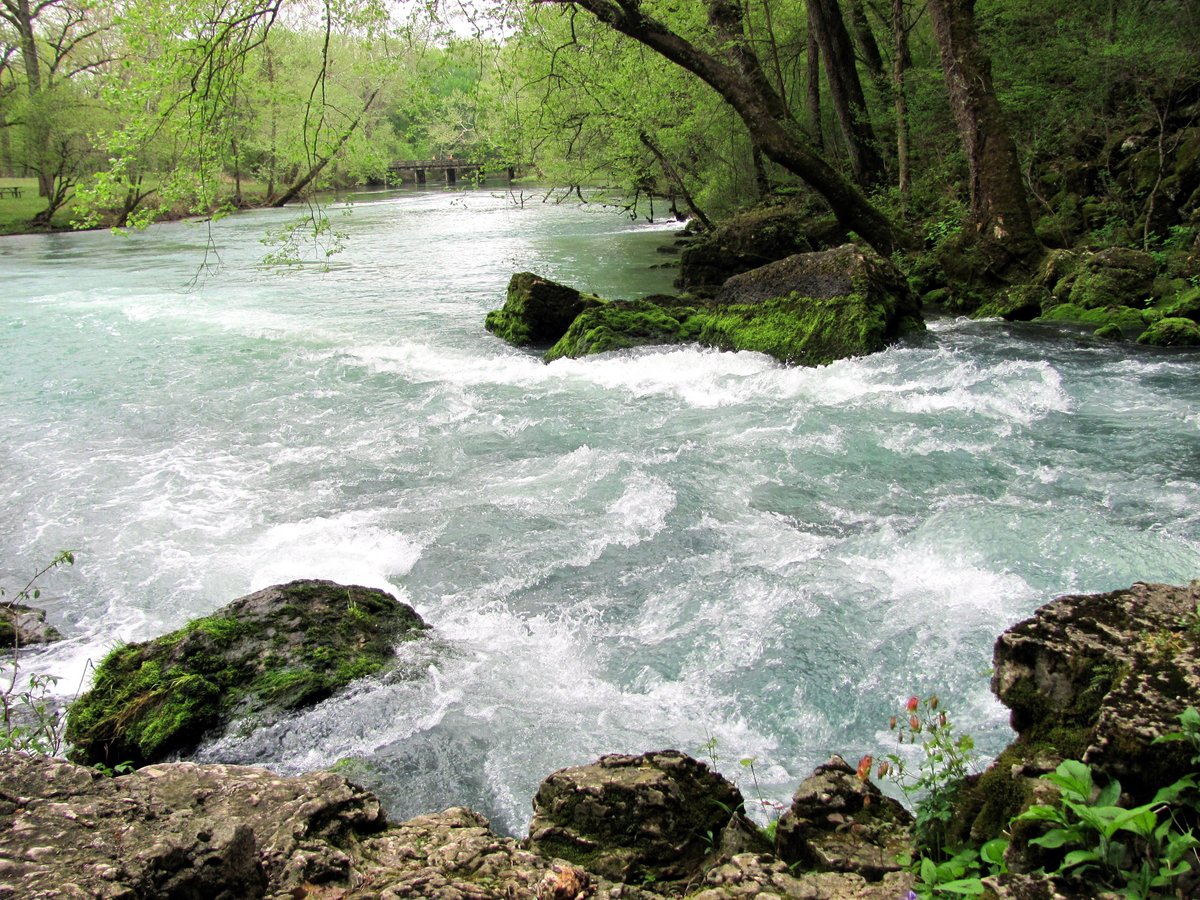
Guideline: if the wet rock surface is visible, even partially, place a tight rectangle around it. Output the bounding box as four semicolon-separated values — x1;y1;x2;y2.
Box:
65;580;429;768
0;604;61;649
774;756;913;880
527;750;743;887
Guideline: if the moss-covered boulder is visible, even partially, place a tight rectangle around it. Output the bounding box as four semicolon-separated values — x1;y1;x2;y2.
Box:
677;204;845;294
0;603;61;648
1064;247;1157;309
544;298;704;362
485;272;603;347
1137;314;1200;347
1034;301;1150;338
1163;286;1200;323
527;750;742;887
66;580;428;767
545;244;923;367
973;284;1051;321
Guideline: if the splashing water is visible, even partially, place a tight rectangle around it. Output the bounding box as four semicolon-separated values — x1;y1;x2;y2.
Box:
2;188;1198;834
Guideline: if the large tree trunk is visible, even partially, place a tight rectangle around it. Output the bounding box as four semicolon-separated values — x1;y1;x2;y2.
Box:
268;90;378;207
805;13;822;147
552;0;916;255
892;0;912;203
926;0;1039;265
806;0;886;188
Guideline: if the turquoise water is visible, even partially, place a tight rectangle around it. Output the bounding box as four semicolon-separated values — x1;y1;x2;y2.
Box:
3;188;1199;834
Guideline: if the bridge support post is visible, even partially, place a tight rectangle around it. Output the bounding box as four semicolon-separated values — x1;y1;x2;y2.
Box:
416;169;425;185
446;167;457;186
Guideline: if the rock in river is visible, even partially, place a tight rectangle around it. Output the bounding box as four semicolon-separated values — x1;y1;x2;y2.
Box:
65;579;429;767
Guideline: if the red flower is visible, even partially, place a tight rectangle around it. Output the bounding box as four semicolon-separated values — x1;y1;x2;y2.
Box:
856;755;873;782
906;696;920;713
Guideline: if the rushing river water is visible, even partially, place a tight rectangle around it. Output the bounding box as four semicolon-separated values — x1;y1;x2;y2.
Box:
3;187;1200;833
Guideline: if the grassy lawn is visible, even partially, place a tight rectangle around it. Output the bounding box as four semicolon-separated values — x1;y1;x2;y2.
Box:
0;178;77;235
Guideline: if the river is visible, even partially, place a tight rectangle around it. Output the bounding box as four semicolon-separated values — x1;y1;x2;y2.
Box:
2;187;1199;833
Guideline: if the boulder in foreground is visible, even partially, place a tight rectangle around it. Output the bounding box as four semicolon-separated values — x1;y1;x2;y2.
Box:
527;749;742;887
0;603;61;648
66;579;428;767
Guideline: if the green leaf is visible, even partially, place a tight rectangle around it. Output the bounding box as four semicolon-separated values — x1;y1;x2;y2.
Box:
1060;849;1102;870
1030;828;1079;849
934;877;985;896
920;856;938;885
980;838;1009;867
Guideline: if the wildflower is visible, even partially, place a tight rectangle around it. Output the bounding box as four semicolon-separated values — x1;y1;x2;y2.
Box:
856;754;873;782
889;715;897;730
929;694;939;710
906;696;919;713
909;715;921;732
877;760;890;778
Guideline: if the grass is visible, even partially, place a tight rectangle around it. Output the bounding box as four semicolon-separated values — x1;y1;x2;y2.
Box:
0;178;75;234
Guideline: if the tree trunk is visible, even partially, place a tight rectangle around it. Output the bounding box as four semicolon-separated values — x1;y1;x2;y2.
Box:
926;0;1039;264
846;0;888;94
556;0;916;254
805;13;823;148
892;0;912;203
806;0;886;188
268;90;378;207
639;130;714;230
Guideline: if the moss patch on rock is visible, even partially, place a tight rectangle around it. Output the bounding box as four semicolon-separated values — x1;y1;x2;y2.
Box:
1137;315;1200;346
66;579;428;767
544;298;704;362
1035;302;1150;337
485;272;603;347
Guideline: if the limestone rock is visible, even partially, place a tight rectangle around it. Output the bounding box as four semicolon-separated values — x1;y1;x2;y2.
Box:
66;580;429;767
0;755;670;900
992;580;1200;799
0;752;384;899
677;205;844;294
774;756;913;881
973;285;1051;322
0;604;61;648
485;273;604;347
527;750;742;887
691;853;913;899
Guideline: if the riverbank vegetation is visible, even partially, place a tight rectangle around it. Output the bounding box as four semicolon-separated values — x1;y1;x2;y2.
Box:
2;1;1198;310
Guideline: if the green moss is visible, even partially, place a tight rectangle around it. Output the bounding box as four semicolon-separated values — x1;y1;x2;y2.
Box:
67;580;428;766
1036;302;1149;337
484;308;531;345
546;290;911;367
1137;316;1200;347
545;299;702;361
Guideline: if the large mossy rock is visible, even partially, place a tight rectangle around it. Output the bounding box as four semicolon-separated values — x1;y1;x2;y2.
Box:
485;272;603;346
66;579;428;767
677;204;845;294
1062;247;1157;309
1137;315;1200;346
526;749;742;887
545;244;923;367
774;756;913;880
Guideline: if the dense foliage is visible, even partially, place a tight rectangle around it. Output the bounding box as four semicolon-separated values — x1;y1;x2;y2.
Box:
1;0;1197;278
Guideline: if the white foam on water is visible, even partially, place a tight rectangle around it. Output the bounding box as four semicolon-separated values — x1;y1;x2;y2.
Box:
244;510;425;597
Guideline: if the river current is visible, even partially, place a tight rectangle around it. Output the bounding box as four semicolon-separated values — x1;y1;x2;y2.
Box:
2;188;1199;833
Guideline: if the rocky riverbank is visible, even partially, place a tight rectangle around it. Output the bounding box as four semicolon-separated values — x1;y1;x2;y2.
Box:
2;579;1197;898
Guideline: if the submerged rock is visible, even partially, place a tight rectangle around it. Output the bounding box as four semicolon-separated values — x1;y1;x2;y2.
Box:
0;603;61;648
527;749;742;887
485;272;603;346
66;579;429;767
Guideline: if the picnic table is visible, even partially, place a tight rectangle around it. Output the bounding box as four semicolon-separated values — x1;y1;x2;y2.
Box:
0;186;23;199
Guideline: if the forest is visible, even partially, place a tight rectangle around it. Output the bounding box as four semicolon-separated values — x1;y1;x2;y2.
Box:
2;0;1199;321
